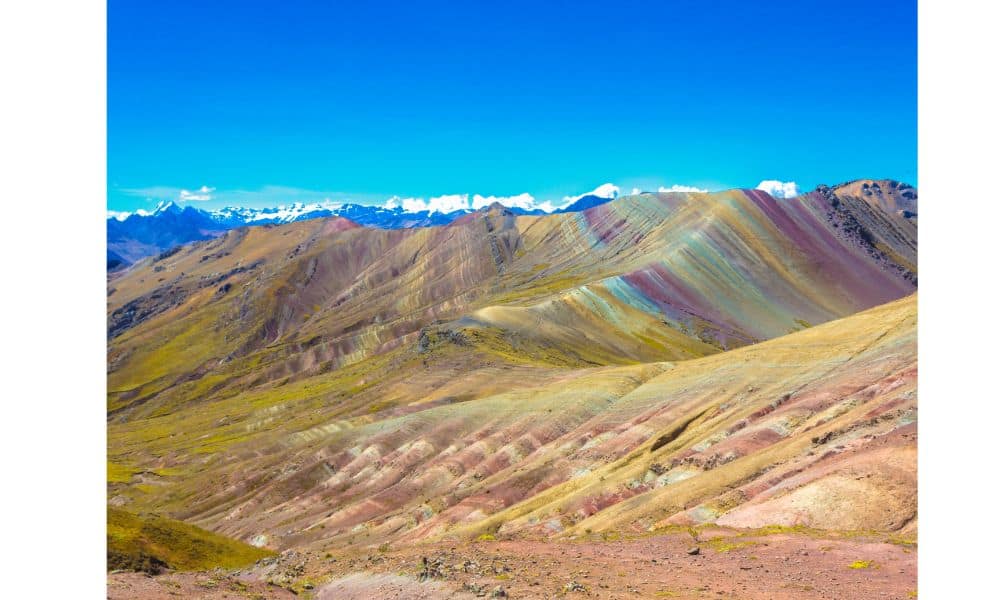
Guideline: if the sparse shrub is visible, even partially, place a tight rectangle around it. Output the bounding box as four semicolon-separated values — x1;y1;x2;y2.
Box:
107;549;170;575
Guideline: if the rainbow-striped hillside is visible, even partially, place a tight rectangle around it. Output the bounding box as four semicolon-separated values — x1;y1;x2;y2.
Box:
107;180;917;595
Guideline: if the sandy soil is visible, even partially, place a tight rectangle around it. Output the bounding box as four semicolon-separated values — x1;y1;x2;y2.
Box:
107;571;297;599
109;529;914;599
317;573;476;599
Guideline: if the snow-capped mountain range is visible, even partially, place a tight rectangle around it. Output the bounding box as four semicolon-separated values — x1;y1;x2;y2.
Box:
107;185;623;269
108;184;625;224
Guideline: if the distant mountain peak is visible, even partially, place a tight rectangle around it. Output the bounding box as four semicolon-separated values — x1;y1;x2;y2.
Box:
821;179;917;220
107;180;915;271
484;201;511;214
153;200;181;215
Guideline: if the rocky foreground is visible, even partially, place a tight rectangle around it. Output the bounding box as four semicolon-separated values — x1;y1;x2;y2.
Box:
109;528;916;599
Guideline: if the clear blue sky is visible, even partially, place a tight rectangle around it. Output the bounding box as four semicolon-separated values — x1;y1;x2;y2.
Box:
108;0;916;212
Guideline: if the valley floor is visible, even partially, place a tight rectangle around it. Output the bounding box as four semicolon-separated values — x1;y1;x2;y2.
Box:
108;529;916;599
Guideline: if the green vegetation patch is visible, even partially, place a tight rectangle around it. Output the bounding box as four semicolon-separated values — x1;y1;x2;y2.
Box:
705;536;758;553
107;461;139;484
107;507;273;573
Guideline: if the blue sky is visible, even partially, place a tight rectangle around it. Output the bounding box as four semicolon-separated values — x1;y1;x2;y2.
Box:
108;0;916;212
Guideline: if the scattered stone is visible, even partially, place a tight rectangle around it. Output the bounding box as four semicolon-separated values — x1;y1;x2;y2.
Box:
463;582;483;595
812;431;835;445
418;555;445;581
491;585;508;598
687;547;701;556
463;559;481;573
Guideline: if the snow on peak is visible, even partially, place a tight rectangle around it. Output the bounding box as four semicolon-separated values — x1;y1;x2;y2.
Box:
471;193;537;211
110;180;726;225
221;200;342;223
153;200;181;214
382;192;549;214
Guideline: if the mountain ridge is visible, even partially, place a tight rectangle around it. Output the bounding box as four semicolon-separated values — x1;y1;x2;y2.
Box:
107;192;616;269
107;180;914;270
